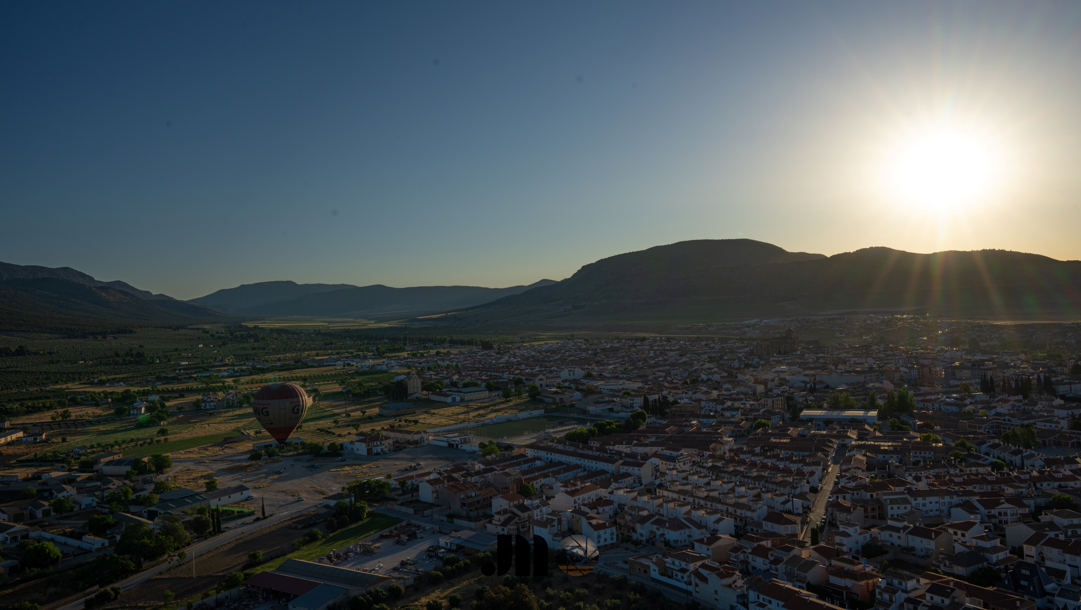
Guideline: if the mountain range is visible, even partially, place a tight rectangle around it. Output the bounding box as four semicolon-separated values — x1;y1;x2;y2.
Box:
189;280;558;319
4;238;1081;333
431;239;1081;328
0;262;223;332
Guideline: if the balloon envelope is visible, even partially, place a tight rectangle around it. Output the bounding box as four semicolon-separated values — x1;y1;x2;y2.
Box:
252;382;311;443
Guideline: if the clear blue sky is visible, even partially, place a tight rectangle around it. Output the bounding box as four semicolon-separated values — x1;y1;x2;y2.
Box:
3;2;1081;299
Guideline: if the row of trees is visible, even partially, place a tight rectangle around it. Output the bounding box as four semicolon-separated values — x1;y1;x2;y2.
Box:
564;411;648;443
980;373;1057;398
1001;423;1039;449
820;388;917;420
327;498;370;531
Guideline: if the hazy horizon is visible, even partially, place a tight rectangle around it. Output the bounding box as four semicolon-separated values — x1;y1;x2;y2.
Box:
4;2;1081;300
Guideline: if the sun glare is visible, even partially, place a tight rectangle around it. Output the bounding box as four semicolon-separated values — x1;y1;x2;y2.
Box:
884;123;1002;212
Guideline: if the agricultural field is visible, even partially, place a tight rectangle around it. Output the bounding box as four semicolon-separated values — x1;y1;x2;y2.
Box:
1;380;551;465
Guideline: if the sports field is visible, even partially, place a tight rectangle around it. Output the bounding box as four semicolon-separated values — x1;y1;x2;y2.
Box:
467;414;589;439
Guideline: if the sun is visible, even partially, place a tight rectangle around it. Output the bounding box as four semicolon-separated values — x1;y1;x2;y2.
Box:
883;123;1002;212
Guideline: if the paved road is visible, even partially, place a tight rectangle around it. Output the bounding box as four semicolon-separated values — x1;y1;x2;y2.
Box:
54;500;319;610
801;447;844;542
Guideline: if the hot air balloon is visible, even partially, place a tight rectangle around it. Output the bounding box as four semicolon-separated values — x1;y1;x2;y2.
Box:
252;382;311;444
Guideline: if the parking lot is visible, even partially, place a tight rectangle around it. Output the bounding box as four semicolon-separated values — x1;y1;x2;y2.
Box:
336;526;448;578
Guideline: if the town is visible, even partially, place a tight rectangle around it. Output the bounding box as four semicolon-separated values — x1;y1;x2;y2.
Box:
4;314;1081;610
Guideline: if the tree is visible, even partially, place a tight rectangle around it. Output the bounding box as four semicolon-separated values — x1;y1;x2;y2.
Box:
248;551;263;565
218;572;245;592
860;542;886;558
23;487;36;499
21;540;62;569
474;584;539;610
205;478;219;492
1050;494;1080;512
347;478;392;501
51;497;75;514
947;451;966;462
564;428;591;443
894;388;917;413
863;392;880;411
479;441;500;457
810;527;820;545
116;522;176;561
889;418;912;432
157;427;169;436
526;384;541;399
826;392;858;410
919;433;942;443
519;483;536;498
753;420;771;430
969;566;1002;587
248;450;263;461
88;514;117;536
1002;424;1038;449
160;520;190;548
990;459;1007;472
149;454;172;474
954;439;977;453
191;515;212;536
881;389;897;418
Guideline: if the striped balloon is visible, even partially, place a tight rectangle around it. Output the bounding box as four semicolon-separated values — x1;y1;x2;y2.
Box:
252;382;312;443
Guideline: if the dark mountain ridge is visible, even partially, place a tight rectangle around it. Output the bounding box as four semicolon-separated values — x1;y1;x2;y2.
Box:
0;278;223;333
0;261;171;301
191;279;558;319
433;240;1081;327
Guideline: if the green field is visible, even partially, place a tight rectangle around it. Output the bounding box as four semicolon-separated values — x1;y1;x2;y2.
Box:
255;513;402;573
121;431;243;456
467;414;589;439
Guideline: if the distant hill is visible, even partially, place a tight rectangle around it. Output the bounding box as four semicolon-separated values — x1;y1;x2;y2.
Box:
189;281;357;314
430;239;1081;328
190;280;558;319
0;261;173;301
0;278;223;333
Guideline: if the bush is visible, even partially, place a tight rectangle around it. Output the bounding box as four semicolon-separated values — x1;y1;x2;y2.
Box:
248;551;262;565
448;594;462;608
575;589;589;600
475;586;491;600
387;584;404;600
428;570;444;585
304;529;323;543
861;542;886;558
